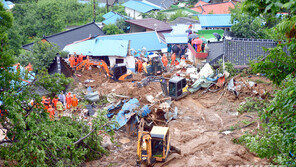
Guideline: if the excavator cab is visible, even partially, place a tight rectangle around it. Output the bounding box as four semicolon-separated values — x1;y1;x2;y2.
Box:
111;64;132;81
168;76;188;100
137;126;170;166
145;54;163;76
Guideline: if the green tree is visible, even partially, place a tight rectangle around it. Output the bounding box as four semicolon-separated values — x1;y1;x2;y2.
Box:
169;10;188;21
0;2;14;68
116;18;130;33
102;24;124;35
17;41;67;72
235;0;296;165
230;4;267;39
0;4;116;166
142;11;167;21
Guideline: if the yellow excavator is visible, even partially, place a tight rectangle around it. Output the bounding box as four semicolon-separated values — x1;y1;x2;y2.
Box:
137;119;175;166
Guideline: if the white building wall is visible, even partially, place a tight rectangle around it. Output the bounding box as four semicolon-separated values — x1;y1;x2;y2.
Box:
125;7;143;19
109;56;136;72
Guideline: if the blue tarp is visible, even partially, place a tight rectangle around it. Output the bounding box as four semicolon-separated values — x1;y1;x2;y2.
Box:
115;98;140;129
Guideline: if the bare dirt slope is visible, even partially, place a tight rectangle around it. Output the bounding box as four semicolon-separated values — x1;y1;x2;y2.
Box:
78;70;271;167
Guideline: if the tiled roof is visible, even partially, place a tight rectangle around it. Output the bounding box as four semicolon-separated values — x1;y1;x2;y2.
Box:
122;0;160;13
198;14;232;28
125;18;172;32
23;22;104;50
169;17;200;26
63;39;129;57
206;42;223;64
142;0;175;9
95;31;167;51
191;1;235;14
194;1;209;7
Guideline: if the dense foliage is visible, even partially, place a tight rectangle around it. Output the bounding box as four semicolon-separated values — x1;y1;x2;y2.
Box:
234;0;296;165
17;41;68;72
0;4;115;166
102;24;124;35
230;4;268;39
239;78;296;165
7;0;126;55
142;11;167;21
169;10;188;21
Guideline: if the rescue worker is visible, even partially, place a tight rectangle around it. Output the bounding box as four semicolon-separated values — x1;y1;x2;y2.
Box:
69;55;75;68
136;58;143;73
47;105;55;121
142;62;148;74
171;53;176;66
66;92;72;110
41;96;50;110
78;54;84;64
58;92;66;106
25;63;33;71
52;96;58;110
162;54;168;67
56;99;64;118
71;94;78;111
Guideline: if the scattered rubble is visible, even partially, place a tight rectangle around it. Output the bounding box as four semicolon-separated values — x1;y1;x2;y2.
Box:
67;61;273;166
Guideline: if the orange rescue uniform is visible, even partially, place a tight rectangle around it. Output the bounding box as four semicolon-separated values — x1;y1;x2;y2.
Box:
162;55;168;67
69;55;75;68
52;97;58;109
171;53;176;66
47;106;55;120
66;93;72;109
71;95;78;109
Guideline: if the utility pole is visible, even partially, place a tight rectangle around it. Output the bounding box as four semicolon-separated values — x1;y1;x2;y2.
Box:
106;0;109;13
93;0;96;22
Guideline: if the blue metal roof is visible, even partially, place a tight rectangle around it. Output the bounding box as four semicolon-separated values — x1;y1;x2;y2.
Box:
63;39;129;57
1;0;9;9
197;14;232;28
102;11;116;19
163;33;188;44
96;31;166;51
103;14;125;25
122;0;160;13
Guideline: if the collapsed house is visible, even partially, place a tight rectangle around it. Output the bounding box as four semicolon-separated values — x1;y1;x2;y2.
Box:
63;39;136;72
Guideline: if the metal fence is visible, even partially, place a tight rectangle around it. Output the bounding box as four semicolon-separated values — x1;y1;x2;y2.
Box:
223;38;277;65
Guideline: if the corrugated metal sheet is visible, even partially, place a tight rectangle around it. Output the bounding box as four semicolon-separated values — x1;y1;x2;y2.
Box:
103;14;124;25
102;11;116;19
122;0;160;13
63;39;129;57
163;33;188;44
197;14;232;28
96;31;167;51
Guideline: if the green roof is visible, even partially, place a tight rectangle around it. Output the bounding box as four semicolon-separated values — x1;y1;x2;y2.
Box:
197;29;224;41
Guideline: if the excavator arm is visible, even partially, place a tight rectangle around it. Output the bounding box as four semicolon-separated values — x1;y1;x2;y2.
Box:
90;60;112;77
136;76;169;96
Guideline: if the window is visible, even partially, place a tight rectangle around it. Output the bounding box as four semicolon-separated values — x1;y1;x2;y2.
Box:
116;59;124;64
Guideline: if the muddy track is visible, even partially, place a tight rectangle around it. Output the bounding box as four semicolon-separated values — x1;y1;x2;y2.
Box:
80;73;272;167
